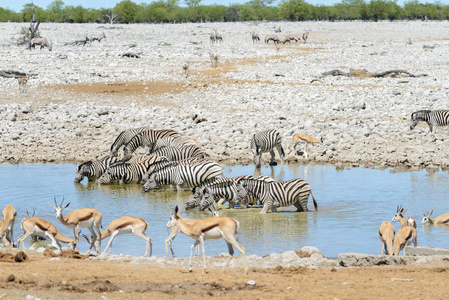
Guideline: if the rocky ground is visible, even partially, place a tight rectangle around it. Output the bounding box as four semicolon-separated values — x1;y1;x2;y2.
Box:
1;21;449;170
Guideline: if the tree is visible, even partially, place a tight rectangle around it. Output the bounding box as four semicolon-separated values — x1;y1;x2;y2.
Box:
113;0;139;23
278;0;313;21
47;0;65;22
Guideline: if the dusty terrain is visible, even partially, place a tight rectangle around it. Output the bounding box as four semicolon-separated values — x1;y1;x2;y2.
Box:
1;248;449;299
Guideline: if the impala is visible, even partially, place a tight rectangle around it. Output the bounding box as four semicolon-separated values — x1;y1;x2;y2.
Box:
167;205;247;274
1;204;17;247
17;216;76;250
165;205;219;257
82;216;152;256
392;205;416;228
49;197;102;255
18;75;29;93
378;221;395;255
421;210;449;225
393;226;417;256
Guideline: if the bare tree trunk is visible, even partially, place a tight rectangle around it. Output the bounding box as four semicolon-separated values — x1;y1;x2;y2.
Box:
28;6;41;50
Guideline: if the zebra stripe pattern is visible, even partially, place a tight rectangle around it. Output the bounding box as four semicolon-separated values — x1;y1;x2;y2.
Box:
151;145;205;162
186;177;238;210
122;129;181;161
142;161;223;192
410;110;449;133
250;129;285;167
110;126;150;156
75;155;119;183
150;136;197;153
236;176;318;213
98;155;166;184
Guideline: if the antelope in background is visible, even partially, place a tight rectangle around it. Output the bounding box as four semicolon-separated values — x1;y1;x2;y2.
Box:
182;62;190;77
209;53;218;68
378;221;395;255
289;134;325;159
167;205;247;274
18;75;29;93
251;31;260;43
421;210;449;225
393;226;417;256
49;197;102;255
392;205;416;228
0;204;17;247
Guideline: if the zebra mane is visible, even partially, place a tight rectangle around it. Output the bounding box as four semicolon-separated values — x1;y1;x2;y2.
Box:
77;161;92;171
199;177;234;190
252;175;276;183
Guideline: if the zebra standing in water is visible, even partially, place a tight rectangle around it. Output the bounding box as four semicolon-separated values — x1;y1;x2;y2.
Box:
75;155;119;183
98;155;167;184
122;129;181;161
250;129;285;167
410;110;449;134
185;177;238;210
236;176;318;213
110;126;150;156
142;161;223;192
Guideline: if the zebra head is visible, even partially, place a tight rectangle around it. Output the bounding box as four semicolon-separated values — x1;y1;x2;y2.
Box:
97;169;112;184
236;182;249;205
75;161;92;183
186;190;202;210
142;175;157;192
199;188;214;211
410;110;430;130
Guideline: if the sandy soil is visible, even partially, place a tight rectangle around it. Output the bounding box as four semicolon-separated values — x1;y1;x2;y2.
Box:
1;249;448;299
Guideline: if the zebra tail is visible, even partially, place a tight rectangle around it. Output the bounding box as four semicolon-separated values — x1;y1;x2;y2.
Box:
280;145;285;158
310;190;318;212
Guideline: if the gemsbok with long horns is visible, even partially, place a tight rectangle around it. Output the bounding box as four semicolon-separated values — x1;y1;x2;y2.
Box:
378;221;395;255
49;197;102;255
392;205;416;228
1;204;17;247
82;216;152;257
421;210;449;225
17;216;76;250
167;205;247;274
393;226;417;256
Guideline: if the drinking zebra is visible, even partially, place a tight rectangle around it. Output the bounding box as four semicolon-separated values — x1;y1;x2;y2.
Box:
410;110;449;133
122;129;181;161
98;155;166;184
142;161;223;192
75;155;119;183
151;145;206;162
110;126;150;156
250;129;285;167
186;177;238;210
236;176;318;213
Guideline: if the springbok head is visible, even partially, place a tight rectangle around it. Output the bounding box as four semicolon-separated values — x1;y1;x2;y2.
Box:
422;209;433;225
48;196;70;218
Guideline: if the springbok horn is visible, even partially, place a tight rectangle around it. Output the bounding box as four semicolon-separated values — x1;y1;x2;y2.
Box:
54;196;58;206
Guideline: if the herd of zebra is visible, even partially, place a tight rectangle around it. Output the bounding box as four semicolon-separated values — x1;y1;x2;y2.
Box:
75;127;318;213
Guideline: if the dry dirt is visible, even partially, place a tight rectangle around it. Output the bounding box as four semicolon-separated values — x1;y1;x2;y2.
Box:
0;249;448;299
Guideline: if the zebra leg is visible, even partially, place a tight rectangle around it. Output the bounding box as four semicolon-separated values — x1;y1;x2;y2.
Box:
293;201;307;212
269;150;277;166
260;198;272;214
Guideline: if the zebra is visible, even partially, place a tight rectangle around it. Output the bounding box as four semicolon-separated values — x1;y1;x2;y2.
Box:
110;126;150;157
142;161;223;192
236;176;318;213
75;155;119;183
151;145;205;162
150;136;197;153
122;129;181;161
98;155;166;184
250;129;285;167
410;110;449;134
141;157;211;185
186;177;238;210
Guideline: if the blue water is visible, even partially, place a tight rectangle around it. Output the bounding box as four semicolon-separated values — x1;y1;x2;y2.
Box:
1;163;449;258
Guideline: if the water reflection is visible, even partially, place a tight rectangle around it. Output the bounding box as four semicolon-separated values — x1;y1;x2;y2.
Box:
1;163;449;257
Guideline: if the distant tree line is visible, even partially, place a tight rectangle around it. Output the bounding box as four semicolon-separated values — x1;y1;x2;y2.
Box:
1;0;448;23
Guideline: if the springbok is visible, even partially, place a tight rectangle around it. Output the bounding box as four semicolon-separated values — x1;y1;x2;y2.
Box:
182;63;190;78
421;210;449;225
165;205;219;257
1;204;17;247
167;205;247;274
393;226;417;256
82;216;152;257
17;216;76;250
392;205;416;228
378;221;395;255
49;197;102;255
18;75;29;93
289;134;324;159
209;53;218;68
